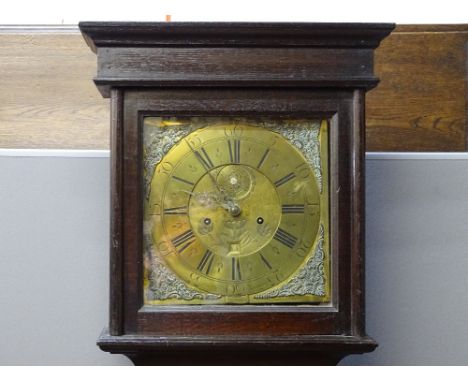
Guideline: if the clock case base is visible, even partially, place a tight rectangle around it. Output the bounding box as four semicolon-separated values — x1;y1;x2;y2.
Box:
98;329;376;365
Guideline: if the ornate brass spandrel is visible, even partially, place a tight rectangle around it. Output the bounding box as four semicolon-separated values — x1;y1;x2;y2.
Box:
253;224;326;300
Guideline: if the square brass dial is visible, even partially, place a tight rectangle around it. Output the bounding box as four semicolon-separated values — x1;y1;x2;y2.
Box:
142;117;330;305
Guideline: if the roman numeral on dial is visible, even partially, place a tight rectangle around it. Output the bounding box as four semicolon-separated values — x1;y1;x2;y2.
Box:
281;204;305;214
274;172;296;187
197;250;214;275
194;148;214;170
228;139;241;164
273;228;298;249
172;175;195;186
164;206;188;215
231;257;242;280
257;148;269;169
259;253;272;270
171;229;195;253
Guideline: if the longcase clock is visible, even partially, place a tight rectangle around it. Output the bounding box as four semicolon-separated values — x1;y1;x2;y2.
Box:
79;21;394;365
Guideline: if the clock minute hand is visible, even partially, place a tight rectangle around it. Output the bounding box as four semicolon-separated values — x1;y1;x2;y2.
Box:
185;141;224;194
184;142;241;215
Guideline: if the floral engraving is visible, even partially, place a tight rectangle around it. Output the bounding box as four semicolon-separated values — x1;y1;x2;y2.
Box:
266;120;322;193
143;118;195;199
253;224;326;299
147;255;221;301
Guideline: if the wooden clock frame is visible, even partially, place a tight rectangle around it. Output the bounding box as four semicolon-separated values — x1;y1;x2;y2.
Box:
80;22;394;365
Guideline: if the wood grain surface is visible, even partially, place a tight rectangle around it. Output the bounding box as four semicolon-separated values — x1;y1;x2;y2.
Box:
366;24;468;151
0;25;467;151
0;30;109;149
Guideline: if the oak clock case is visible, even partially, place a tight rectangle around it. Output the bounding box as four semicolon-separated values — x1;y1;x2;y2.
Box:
79;21;394;365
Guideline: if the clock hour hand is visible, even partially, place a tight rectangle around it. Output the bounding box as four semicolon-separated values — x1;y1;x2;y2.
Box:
182;190;241;216
182;190;220;209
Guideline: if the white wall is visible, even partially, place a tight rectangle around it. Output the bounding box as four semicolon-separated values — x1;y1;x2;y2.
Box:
1;153;467;365
343;154;468;365
1;0;468;24
0;155;130;365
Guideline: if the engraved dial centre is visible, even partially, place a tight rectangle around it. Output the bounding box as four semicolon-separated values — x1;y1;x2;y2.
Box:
188;164;281;258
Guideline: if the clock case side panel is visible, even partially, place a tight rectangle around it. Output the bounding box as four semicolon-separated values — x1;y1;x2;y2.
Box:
109;88;125;335
351;89;367;337
102;88;371;344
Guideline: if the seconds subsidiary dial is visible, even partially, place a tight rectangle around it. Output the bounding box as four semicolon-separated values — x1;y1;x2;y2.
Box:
148;124;321;300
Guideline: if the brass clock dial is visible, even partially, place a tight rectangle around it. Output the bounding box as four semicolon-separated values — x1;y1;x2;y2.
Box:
148;123;321;298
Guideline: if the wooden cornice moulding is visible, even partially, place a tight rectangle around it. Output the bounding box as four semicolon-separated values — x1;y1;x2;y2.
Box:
79;21;395;50
79;22;394;97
